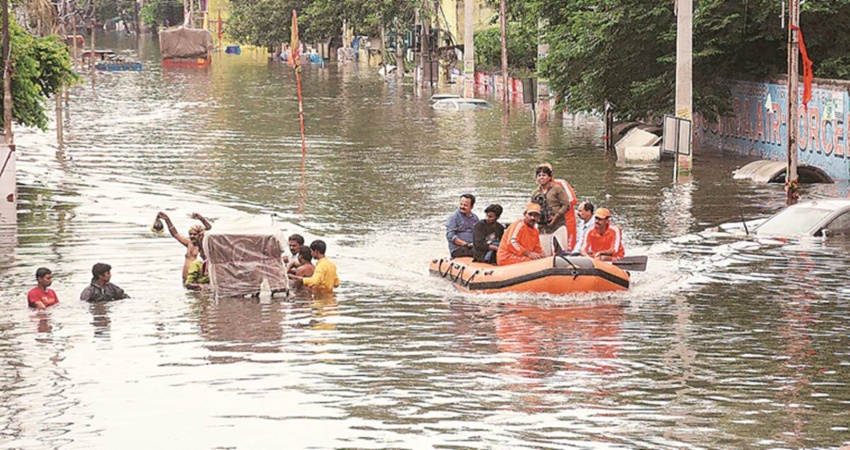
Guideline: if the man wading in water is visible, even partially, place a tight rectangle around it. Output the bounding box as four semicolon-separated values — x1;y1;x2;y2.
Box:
80;263;130;302
156;211;212;283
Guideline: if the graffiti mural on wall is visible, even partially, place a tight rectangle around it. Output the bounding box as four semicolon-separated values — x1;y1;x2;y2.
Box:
695;80;850;180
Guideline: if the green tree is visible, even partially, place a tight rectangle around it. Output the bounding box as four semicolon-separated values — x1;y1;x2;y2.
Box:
303;0;415;42
473;23;536;77
485;0;850;121
226;0;416;51
227;0;307;49
93;0;138;30
1;22;80;130
140;0;183;31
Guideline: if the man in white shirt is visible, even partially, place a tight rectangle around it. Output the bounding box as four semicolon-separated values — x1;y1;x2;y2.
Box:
571;201;596;255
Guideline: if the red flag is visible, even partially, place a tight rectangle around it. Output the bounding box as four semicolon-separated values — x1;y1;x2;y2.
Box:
792;25;813;109
290;10;300;67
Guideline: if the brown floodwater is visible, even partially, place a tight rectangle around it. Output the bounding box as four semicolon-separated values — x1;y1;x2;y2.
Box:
1;32;850;449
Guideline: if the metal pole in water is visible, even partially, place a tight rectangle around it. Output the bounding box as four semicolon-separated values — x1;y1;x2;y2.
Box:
674;0;693;182
786;0;800;205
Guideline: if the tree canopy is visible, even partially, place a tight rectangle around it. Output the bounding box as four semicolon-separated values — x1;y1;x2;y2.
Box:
1;21;79;130
493;0;849;121
226;0;416;50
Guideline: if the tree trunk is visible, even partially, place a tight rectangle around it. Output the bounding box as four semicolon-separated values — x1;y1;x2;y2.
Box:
2;0;13;144
500;0;508;112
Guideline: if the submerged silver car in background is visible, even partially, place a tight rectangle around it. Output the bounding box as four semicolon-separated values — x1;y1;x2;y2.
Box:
754;199;850;237
431;98;493;111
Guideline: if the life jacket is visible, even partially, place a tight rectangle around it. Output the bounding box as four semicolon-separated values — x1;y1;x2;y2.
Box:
554;178;578;250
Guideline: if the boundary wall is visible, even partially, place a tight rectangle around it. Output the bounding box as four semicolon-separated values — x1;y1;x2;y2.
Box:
694;79;850;180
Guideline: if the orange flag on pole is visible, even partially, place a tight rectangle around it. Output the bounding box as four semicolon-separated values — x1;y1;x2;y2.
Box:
792;25;813;109
291;10;300;68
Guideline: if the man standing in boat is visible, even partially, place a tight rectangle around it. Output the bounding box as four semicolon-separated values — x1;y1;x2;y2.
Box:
536;163;579;251
445;194;479;258
580;207;625;262
497;203;545;266
532;164;571;256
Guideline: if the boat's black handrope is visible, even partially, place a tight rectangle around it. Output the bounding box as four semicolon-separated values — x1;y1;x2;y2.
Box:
556;254;580;279
463;269;479;287
438;259;452;278
451;264;465;283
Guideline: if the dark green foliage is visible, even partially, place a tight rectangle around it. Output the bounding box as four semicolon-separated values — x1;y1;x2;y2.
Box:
304;0;415;41
94;0;138;24
140;0;184;30
0;22;79;130
227;0;416;49
508;0;850;121
227;0;309;48
473;24;536;77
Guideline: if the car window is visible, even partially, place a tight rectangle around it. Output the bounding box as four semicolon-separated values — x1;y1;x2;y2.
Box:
822;212;850;236
756;206;833;236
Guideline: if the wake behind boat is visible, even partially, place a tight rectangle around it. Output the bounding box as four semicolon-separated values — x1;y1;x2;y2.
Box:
429;255;645;295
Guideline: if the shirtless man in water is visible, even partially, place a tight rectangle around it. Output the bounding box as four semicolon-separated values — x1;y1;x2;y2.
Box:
157;211;212;282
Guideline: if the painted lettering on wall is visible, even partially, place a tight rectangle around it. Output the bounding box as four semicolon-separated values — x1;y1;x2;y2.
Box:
695;81;850;180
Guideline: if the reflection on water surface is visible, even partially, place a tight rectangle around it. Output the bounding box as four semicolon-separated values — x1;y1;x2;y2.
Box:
1;32;849;449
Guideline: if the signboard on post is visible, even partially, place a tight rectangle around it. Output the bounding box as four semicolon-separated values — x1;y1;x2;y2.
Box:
663;115;692;182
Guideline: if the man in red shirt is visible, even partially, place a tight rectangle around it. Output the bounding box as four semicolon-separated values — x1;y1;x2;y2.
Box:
581;207;625;262
27;267;59;309
497;203;545;266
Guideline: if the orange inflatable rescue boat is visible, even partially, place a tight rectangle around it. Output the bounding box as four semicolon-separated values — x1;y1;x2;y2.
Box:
430;255;644;295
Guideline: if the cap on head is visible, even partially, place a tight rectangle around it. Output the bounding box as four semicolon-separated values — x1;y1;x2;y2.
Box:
525;203;541;214
594;207;611;220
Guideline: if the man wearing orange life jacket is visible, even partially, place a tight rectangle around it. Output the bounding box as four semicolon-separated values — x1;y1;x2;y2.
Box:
580;207;625;262
497;203;545;266
536;163;578;252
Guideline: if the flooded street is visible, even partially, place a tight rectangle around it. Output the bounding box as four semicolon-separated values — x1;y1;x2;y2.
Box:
2;33;850;449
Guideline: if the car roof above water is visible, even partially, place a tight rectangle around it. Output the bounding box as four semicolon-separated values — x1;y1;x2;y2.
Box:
431;98;493;111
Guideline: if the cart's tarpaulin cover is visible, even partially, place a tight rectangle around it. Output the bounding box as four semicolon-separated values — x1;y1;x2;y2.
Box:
203;216;288;297
159;27;213;59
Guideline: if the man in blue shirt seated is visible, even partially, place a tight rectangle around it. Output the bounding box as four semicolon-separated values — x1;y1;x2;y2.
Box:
445;193;479;258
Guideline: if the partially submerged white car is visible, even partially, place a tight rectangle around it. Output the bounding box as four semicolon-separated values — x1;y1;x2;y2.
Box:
429;93;461;102
754;199;850;238
431;97;493;111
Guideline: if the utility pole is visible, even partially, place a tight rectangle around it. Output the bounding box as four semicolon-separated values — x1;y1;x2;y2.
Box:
420;15;431;90
395;18;404;79
536;18;549;125
413;9;420;87
786;0;800;205
463;0;474;97
674;0;693;182
500;0;508;112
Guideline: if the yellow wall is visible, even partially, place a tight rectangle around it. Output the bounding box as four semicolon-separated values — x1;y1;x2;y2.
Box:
201;0;259;51
439;0;496;45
